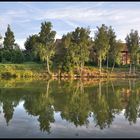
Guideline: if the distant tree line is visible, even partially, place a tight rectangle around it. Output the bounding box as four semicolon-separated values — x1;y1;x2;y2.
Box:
0;21;140;74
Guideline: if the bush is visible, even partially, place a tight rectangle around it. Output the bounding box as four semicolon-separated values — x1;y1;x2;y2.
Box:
11;49;24;63
2;49;12;62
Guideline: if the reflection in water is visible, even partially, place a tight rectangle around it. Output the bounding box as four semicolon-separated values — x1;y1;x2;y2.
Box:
0;79;140;135
124;79;140;124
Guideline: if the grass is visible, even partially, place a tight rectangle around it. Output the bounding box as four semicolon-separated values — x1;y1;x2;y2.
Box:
0;62;44;70
0;62;140;79
0;62;47;79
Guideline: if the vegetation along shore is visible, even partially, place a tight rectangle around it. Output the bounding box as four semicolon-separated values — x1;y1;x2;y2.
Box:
0;21;140;78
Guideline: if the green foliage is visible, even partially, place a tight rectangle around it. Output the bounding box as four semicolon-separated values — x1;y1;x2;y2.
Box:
39;21;56;45
23;50;34;62
125;30;140;74
56;27;92;73
94;24;109;61
0;24;25;64
3;24;15;50
107;26;117;64
24;34;40;61
24;34;39;52
114;40;125;65
11;49;24;63
94;24;110;72
0;49;24;64
1;21;140;75
125;30;140;64
34;21;56;74
0;63;46;79
1;49;12;62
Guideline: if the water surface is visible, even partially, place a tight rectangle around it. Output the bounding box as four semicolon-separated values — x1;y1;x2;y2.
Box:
0;78;140;138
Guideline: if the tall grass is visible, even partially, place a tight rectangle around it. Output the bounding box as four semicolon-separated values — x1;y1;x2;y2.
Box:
0;62;46;78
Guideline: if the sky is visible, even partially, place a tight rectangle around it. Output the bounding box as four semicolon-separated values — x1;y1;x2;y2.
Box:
0;2;140;49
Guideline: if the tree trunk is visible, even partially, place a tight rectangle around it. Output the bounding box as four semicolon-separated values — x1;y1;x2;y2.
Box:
58;69;61;78
129;63;132;74
129;79;132;91
46;79;51;98
80;62;83;77
99;56;102;75
111;60;115;73
46;56;51;75
133;64;135;75
106;55;109;75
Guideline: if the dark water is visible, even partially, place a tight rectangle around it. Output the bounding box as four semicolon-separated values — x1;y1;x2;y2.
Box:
0;78;140;138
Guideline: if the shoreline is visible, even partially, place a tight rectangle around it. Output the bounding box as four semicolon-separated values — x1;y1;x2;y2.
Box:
0;63;140;79
1;73;140;79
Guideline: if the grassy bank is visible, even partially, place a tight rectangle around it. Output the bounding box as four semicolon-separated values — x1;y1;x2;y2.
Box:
0;63;140;79
53;65;140;79
0;62;49;79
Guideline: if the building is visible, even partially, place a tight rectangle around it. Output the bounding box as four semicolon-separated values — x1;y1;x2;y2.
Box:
55;39;140;65
121;44;130;65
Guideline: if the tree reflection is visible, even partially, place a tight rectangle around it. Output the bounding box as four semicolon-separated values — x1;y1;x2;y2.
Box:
89;80;124;129
23;79;55;133
38;105;54;133
60;79;91;127
0;79;140;132
0;88;22;125
124;79;140;124
91;80;113;129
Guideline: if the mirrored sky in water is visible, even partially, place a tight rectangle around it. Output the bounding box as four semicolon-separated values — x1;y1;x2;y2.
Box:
0;102;140;138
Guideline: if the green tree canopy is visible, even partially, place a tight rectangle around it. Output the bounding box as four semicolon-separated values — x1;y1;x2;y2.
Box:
24;34;39;52
125;30;140;74
3;24;15;50
35;21;56;75
58;27;92;73
94;24;109;73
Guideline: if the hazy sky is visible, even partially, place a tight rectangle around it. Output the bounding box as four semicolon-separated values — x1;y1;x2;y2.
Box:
0;2;140;49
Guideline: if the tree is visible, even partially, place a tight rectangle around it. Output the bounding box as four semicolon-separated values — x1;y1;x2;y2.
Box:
35;43;55;74
11;49;24;63
14;43;20;50
39;22;56;45
53;39;67;75
107;26;117;69
110;40;125;72
71;27;92;75
24;34;39;52
125;30;140;74
3;24;15;50
59;33;74;72
58;27;92;74
35;21;56;75
94;24;109;74
0;34;2;48
24;34;39;61
2;49;12;62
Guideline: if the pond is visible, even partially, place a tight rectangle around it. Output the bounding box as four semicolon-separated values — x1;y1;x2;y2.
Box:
0;78;140;138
